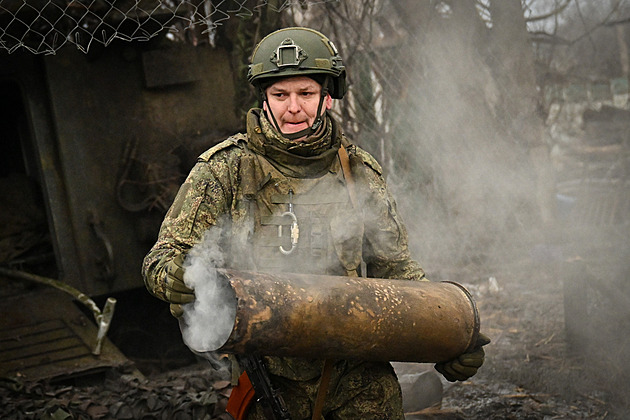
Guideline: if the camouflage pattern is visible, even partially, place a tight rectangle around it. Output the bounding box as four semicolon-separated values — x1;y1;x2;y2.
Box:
246;360;404;420
143;109;425;299
142;108;426;418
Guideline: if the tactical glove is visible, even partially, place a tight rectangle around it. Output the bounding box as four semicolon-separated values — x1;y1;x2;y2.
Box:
164;253;195;318
435;332;490;382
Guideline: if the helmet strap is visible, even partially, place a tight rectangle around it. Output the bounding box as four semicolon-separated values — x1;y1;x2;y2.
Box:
261;75;331;141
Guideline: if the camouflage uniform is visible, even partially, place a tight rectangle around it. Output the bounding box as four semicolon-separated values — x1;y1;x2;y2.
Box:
143;109;426;419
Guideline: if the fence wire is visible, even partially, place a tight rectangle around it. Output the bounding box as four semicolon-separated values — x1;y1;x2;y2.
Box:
0;0;333;54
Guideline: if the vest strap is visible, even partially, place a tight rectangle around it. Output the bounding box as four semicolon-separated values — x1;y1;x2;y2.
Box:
312;359;334;420
338;145;366;278
338;145;358;209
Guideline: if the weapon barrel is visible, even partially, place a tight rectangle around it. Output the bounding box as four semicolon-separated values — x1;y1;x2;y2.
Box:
201;269;480;363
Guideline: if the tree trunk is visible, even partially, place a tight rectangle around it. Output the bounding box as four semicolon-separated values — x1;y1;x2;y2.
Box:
490;0;557;225
616;25;629;78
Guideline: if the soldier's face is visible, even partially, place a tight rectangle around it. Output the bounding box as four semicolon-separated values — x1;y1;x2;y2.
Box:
264;76;332;139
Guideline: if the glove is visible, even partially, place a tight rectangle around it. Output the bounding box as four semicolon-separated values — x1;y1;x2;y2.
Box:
435;332;490;382
164;253;195;318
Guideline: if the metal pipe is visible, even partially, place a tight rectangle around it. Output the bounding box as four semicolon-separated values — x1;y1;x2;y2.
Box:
208;269;480;363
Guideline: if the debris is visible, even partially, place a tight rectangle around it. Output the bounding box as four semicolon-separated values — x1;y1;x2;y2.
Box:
0;289;130;382
488;276;500;294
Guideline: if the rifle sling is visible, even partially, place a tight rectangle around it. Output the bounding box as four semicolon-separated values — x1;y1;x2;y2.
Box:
312;359;334;420
338;145;358;209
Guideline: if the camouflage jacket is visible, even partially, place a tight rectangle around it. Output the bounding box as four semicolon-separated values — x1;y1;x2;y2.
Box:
142;109;426;379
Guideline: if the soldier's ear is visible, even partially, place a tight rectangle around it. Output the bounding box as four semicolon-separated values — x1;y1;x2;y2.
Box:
324;94;333;110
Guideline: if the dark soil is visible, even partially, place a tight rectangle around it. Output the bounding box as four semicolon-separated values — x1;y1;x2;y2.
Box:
438;253;629;420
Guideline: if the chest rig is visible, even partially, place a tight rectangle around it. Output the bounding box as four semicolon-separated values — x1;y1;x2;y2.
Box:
239;147;363;277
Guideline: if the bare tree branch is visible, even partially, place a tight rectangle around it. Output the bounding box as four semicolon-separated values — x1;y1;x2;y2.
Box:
573;0;598;52
603;0;630;26
529;31;572;45
605;16;630;25
524;0;571;23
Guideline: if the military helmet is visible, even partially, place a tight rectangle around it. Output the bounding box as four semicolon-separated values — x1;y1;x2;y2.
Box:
248;27;346;99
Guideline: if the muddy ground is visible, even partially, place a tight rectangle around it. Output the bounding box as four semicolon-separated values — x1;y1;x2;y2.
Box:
1;238;629;419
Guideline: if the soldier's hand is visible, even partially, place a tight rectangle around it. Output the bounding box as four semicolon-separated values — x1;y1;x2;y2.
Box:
164;253;195;317
435;332;490;382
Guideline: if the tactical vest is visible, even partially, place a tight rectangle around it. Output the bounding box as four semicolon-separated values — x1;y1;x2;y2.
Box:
237;144;364;277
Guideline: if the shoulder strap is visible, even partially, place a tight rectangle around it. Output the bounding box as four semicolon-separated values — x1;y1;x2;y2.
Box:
338;145;358;209
338;145;367;278
312;359;334;420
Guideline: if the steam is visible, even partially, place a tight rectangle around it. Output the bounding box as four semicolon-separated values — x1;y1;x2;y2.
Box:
179;229;236;358
374;12;630;414
375;20;549;270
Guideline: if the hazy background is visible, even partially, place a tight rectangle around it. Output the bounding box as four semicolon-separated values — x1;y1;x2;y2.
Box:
177;5;629;413
282;1;630;414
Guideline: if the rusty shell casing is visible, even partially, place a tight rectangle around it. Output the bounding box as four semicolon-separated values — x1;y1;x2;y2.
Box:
211;269;480;363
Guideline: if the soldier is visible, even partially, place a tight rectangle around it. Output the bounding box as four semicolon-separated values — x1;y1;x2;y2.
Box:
143;27;488;419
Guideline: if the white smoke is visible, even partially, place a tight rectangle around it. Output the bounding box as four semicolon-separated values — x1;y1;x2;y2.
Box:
179;228;237;358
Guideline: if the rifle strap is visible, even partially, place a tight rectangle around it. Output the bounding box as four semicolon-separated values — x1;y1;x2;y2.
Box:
339;142;368;278
312;359;334;420
338;145;358;209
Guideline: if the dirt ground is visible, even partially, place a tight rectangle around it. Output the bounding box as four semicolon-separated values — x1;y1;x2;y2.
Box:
1;238;629;419
436;254;629;420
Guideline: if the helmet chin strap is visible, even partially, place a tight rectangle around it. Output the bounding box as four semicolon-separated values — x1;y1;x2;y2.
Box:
261;76;330;141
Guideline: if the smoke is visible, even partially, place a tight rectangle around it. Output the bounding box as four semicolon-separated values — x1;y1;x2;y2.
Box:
374;21;544;272
179;228;236;361
376;10;630;413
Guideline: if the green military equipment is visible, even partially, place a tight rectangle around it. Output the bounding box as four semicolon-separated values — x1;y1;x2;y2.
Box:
248;27;346;99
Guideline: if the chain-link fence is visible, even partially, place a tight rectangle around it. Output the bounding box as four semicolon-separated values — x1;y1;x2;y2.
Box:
0;0;333;54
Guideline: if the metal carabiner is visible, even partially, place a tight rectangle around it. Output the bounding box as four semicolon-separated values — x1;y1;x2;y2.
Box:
278;211;299;255
279;189;299;255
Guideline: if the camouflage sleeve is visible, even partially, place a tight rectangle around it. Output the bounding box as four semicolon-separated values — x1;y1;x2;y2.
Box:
351;146;427;282
142;141;242;301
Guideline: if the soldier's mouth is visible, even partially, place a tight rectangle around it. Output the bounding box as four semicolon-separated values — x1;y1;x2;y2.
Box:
284;121;308;131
